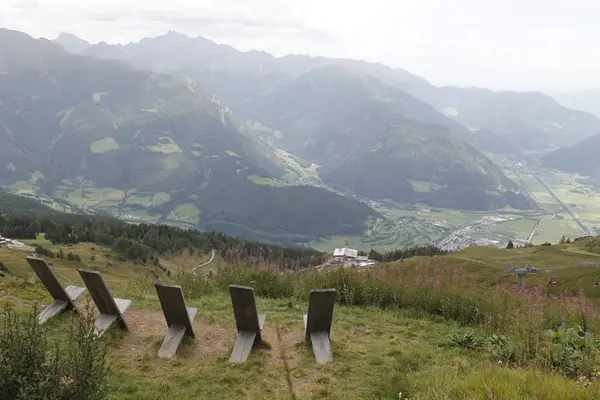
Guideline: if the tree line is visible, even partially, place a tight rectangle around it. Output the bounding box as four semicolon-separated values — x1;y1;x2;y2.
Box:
0;212;326;270
368;244;447;262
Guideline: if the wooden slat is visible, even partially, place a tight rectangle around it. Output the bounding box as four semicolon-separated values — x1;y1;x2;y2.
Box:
158;325;187;359
65;285;86;302
38;300;69;324
229;330;257;363
94;314;118;337
187;307;197;323
310;331;333;364
114;298;131;331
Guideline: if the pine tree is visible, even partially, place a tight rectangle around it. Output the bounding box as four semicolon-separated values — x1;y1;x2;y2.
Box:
506;240;514;249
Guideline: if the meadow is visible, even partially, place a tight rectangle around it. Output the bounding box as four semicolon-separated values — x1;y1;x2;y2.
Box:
2;237;600;399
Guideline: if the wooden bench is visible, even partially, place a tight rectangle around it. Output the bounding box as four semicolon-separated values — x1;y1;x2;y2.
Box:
78;269;131;338
304;289;336;364
155;283;197;358
229;285;266;363
26;256;86;324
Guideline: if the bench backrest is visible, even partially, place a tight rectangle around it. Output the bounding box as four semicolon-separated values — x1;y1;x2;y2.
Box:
78;269;119;315
306;289;337;336
155;283;194;333
26;256;69;301
229;284;260;332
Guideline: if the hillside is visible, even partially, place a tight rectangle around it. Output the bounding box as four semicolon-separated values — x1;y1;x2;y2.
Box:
1;227;600;398
66;32;600;153
0;29;377;244
555;89;600;119
542;133;600;175
240;66;535;210
307;100;535;210
422;87;600;150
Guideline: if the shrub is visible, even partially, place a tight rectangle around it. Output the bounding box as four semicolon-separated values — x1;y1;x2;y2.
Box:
446;331;483;350
486;334;519;364
545;325;599;377
0;305;107;400
66;253;81;263
35;246;54;258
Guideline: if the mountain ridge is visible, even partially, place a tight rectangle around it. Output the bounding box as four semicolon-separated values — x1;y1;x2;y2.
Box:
59;31;600;152
2;28;378;245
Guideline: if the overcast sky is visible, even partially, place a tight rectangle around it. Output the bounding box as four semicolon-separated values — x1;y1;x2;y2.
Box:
2;0;599;92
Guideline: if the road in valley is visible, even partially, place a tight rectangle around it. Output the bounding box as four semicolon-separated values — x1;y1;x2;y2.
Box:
535;176;596;236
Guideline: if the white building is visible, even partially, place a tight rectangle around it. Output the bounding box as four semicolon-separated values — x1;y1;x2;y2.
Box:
333;247;358;260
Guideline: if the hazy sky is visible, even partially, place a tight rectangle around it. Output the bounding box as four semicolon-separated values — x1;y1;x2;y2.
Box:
2;0;599;92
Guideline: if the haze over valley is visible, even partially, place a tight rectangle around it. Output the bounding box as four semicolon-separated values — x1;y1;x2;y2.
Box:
1;24;599;251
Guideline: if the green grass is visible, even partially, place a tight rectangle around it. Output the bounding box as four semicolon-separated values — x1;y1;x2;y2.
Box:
90;137;120;154
532;218;583;244
152;192;171;205
121;208;161;223
248;175;294;187
487;218;537;239
167;203;200;224
146;137;182;154
6;180;37;194
2;240;600;398
409;180;446;193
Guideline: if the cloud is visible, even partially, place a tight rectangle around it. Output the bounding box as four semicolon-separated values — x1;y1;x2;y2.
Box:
138;10;330;41
2;0;600;91
10;0;40;10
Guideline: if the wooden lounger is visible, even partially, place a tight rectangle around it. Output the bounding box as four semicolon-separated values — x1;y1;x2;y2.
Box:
155;283;197;358
26;256;85;324
229;284;266;362
304;289;336;364
78;269;131;337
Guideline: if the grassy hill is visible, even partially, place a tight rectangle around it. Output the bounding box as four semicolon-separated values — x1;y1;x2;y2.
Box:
2;239;600;399
2;230;600;398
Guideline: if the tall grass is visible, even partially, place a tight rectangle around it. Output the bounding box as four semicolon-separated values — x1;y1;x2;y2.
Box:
177;260;600;377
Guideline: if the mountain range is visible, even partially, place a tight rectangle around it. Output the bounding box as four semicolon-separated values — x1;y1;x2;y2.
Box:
0;29;378;244
6;28;599;245
52;31;545;209
66;31;600;152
